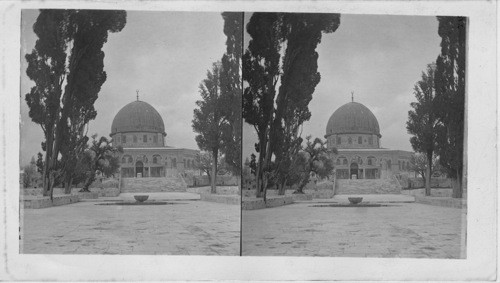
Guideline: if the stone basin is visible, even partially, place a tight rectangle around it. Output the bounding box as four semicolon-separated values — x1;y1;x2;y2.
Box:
134;195;149;202
348;197;363;204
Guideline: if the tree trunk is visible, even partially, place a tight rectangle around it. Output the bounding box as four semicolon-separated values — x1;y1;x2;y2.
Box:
255;139;267;198
277;178;286;195
425;153;432;196
451;171;462;198
82;171;95;192
210;149;218;194
64;176;73;194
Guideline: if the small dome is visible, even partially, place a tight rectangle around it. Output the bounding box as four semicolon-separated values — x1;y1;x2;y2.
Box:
326;102;381;137
111;100;165;135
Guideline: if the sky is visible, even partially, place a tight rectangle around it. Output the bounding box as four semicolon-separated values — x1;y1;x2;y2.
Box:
20;11;442;166
242;13;442;160
20;10;227;165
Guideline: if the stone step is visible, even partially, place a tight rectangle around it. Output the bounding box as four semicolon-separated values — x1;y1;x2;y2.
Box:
335;178;401;195
121;176;187;193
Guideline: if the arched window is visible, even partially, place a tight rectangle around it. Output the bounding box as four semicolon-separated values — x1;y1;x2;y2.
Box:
121;157;126;163
336;159;341;165
358;136;362;144
153;156;158;164
343;159;347;165
367;156;376;166
402;161;405;170
143;135;147;142
337;137;341;144
122;135;127;143
172;158;177;168
128;156;133;163
348;137;352;144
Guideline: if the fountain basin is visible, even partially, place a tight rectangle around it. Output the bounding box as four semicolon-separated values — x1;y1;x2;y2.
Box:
134;195;149;202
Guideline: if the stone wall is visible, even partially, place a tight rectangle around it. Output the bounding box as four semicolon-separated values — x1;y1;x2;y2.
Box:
242;196;294;210
21;187;120;197
22;195;80;209
401;188;453;197
187;186;240;195
199;194;240;205
192;175;239;187
407;178;451;188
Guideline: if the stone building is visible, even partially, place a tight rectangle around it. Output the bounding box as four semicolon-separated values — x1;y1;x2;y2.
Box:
325;100;413;180
110;98;199;179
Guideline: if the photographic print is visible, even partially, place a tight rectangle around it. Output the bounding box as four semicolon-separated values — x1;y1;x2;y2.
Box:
241;12;467;258
19;9;242;255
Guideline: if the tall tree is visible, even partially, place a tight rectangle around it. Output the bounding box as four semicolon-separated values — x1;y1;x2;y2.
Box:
243;13;283;198
243;13;340;199
25;9;127;198
193;62;228;193
433;16;466;198
407;63;438;196
219;12;243;179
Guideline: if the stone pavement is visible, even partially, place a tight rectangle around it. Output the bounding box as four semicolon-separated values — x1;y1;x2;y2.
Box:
242;202;466;258
21;196;240;255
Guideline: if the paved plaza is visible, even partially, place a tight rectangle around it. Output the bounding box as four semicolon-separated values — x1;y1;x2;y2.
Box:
21;192;240;255
242;200;466;258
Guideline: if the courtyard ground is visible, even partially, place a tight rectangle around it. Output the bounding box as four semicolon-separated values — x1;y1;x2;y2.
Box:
20;192;240;255
242;198;466;258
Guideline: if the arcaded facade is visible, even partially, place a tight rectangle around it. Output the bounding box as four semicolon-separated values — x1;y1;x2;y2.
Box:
325;101;412;179
110;99;198;178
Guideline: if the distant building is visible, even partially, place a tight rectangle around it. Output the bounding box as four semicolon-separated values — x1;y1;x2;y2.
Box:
110;98;198;178
325;100;412;180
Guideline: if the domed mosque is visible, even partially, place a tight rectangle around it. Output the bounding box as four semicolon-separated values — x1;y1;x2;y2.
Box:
325;95;412;181
110;94;198;179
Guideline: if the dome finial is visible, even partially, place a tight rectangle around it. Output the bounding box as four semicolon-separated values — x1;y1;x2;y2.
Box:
136;89;139;101
351;91;354;102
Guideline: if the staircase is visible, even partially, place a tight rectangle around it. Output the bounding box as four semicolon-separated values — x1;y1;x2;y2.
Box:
335;176;401;195
121;176;187;193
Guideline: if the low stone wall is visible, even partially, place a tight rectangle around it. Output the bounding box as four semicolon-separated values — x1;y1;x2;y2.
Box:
21;187;119;197
304;189;334;199
192;175;239;187
414;196;466;209
242;196;294;210
74;191;99;200
22;195;80;209
187;186;240;195
407;178;451;188
291;194;313;201
401;188;453;197
199;194;240;205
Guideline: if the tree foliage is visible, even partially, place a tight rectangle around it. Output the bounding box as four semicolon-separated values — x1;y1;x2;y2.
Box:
407;63;438;196
409;153;442;187
193;63;227;193
81;135;122;192
433;16;466;198
243;12;340;199
290;136;336;194
219;12;243;177
25;9;127;198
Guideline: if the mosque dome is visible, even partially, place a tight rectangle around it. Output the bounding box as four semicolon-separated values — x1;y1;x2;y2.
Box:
111;100;166;136
326;102;381;137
